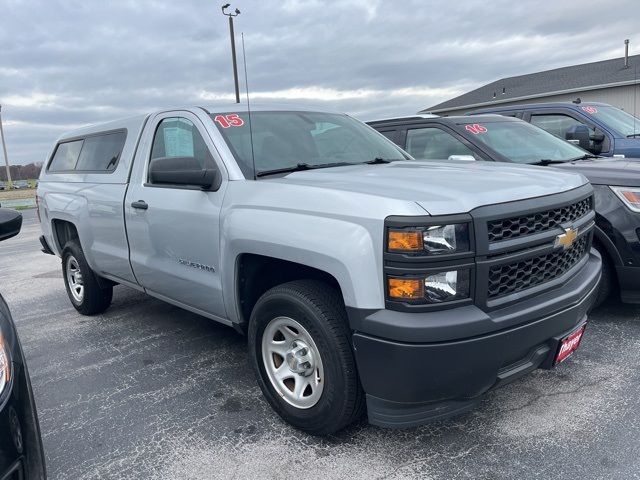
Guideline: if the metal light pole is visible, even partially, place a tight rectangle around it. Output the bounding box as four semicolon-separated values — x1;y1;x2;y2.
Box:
0;105;12;189
222;4;241;103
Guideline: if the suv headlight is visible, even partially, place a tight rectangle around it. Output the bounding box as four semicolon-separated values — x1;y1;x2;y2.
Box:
388;269;471;304
0;332;10;397
610;186;640;212
388;223;470;254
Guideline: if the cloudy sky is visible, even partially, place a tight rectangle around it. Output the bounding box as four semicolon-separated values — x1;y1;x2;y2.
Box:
1;0;639;165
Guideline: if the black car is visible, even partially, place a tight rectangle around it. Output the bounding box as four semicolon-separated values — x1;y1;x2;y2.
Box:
368;114;640;307
0;208;46;479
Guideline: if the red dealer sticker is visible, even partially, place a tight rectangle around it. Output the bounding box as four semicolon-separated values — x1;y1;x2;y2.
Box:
555;325;586;365
581;106;598;114
214;114;245;128
465;123;488;134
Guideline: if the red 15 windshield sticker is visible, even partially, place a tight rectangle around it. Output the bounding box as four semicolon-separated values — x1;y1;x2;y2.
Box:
581;106;598;114
214;113;245;128
465;123;488;134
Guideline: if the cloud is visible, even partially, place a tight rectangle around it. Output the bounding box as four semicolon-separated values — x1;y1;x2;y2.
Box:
0;0;639;164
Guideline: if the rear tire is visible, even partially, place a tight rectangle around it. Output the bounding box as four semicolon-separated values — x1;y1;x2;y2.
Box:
248;280;365;435
62;241;113;315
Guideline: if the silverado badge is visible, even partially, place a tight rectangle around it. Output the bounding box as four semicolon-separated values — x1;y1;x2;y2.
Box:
554;227;578;250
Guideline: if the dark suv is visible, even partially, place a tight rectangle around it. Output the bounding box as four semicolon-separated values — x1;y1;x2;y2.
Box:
368;114;640;306
471;102;640;158
0;209;46;479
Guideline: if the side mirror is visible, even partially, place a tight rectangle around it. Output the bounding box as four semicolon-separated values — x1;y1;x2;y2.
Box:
149;156;221;190
448;155;476;162
565;125;590;151
0;208;22;242
590;130;606;143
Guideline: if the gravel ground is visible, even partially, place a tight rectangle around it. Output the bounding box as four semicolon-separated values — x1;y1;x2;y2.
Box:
2;209;640;479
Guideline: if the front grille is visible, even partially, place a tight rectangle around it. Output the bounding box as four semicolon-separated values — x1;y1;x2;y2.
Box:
488;197;592;243
487;235;589;299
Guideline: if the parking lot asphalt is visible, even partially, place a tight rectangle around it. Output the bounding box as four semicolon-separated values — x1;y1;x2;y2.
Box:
1;209;640;479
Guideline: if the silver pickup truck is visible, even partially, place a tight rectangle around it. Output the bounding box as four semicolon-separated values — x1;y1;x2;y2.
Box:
37;105;601;434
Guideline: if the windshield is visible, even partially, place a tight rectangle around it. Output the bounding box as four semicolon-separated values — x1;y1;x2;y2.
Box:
580;105;640;137
211;110;407;177
462;120;587;163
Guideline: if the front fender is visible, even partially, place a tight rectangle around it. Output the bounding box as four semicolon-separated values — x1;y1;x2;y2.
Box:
221;208;384;324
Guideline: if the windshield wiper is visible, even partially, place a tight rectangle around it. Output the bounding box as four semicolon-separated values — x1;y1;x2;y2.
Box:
256;162;352;177
627;133;640;138
363;157;403;165
566;154;601;162
533;159;571;166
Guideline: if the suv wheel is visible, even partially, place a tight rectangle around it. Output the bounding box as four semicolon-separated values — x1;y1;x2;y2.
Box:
248;280;365;435
62;241;113;315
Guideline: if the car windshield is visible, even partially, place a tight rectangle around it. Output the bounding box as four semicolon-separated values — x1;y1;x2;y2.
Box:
580;105;640;137
462;120;587;163
210;110;407;177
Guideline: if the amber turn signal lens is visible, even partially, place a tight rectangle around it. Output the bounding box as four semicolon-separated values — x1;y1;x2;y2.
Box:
388;277;424;300
388;230;422;252
621;190;640;203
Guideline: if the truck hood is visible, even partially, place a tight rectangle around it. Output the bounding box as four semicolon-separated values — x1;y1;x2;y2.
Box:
271;161;587;215
555;158;640;187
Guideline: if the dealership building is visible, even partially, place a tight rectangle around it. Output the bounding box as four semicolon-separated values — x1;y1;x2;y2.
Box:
422;51;640;117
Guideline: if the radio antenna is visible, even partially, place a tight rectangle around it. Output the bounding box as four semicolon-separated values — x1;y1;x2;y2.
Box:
241;32;257;179
634;64;637;135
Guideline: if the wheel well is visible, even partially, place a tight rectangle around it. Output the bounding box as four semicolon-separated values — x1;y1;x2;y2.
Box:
237;254;343;327
52;219;79;251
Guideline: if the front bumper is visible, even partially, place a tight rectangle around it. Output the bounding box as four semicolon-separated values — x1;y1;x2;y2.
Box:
617;265;640;303
351;250;601;428
592;184;640;303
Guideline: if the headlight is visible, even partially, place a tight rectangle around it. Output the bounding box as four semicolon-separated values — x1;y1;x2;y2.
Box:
387;223;470;254
0;332;10;396
611;186;640;212
388;269;471;304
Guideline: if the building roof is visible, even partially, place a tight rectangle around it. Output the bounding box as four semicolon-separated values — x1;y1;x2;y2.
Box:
422;54;640;113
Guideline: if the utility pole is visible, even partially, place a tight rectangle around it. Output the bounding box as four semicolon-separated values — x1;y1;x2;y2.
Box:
222;4;241;103
0;105;12;189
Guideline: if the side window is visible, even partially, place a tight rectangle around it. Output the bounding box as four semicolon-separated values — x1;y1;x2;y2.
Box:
150;117;214;170
378;129;402;146
48;140;83;172
75;132;126;171
406;127;475;160
530;114;593;139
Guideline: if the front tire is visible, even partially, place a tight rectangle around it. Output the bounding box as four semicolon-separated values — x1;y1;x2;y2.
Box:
248;280;365;435
62;241;113;315
592;245;615;309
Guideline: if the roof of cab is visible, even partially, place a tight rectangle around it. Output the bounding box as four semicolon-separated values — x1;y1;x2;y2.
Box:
55;103;351;142
367;114;439;124
367;113;519;127
472;101;613;114
203;102;344;114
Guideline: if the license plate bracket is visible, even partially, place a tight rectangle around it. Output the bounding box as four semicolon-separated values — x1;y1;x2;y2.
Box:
554;324;586;365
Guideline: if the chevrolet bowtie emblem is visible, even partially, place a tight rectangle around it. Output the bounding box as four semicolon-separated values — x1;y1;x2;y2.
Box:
555;227;578;250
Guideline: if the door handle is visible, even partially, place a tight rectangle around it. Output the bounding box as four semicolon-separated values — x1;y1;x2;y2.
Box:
131;200;148;210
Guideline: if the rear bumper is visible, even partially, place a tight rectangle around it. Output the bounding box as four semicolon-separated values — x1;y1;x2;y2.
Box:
351;251;601;428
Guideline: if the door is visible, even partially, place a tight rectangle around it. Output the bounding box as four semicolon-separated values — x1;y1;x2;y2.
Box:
125;112;228;319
